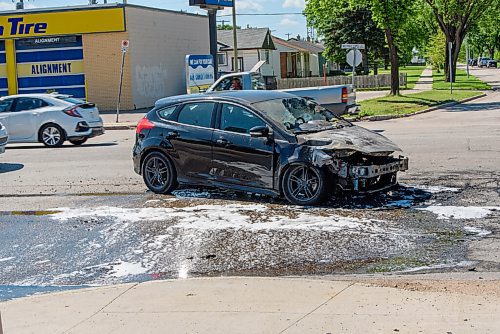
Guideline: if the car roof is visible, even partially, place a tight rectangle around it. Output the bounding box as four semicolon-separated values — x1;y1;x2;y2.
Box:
0;93;73;100
155;90;298;107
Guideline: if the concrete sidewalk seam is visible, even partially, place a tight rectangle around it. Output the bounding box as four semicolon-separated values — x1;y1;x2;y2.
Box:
60;282;139;334
277;282;355;334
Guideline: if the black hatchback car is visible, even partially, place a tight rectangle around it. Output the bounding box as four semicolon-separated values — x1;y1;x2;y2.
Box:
133;91;408;205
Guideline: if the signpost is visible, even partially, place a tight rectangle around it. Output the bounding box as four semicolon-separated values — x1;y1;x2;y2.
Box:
185;54;215;94
116;39;129;123
189;0;235;77
342;43;365;88
449;42;453;94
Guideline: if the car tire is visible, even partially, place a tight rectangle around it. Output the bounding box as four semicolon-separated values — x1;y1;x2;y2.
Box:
282;163;329;205
39;124;65;147
142;152;178;194
69;138;88;146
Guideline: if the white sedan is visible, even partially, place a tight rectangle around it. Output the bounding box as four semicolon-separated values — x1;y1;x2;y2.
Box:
0;121;7;154
0;93;104;147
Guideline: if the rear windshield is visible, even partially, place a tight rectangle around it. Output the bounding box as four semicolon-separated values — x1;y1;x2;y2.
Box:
56;96;85;105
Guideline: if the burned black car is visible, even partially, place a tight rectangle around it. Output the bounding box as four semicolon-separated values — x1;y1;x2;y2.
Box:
133;91;408;205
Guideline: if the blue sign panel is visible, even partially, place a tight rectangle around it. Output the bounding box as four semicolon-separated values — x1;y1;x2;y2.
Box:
185;54;215;94
189;0;234;8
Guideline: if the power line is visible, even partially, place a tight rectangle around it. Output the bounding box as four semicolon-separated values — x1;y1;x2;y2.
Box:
218;12;304;17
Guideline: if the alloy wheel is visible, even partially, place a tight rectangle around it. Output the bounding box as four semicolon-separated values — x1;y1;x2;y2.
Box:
42;126;62;146
286;165;321;202
144;156;170;190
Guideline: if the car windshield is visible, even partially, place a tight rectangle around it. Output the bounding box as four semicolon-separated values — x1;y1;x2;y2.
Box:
252;97;349;134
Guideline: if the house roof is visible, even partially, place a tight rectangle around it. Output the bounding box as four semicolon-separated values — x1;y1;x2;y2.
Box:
285;38;325;54
218;28;276;51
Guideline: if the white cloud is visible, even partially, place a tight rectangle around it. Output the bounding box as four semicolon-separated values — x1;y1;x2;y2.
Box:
279;15;299;27
283;0;305;9
220;1;264;15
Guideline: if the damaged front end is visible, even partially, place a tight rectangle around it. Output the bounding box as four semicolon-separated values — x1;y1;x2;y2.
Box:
297;125;409;194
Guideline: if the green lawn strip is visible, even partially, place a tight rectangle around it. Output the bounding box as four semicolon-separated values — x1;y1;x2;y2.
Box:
433;69;491;90
377;65;427;89
358;90;481;117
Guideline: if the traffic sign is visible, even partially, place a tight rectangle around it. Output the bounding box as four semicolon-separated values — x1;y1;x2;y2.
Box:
341;43;365;50
346;49;362;67
121;39;129;53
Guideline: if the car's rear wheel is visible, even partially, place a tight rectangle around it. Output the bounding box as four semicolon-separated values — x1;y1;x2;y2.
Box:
40;124;65;147
69;138;88;146
282;164;328;205
142;152;178;194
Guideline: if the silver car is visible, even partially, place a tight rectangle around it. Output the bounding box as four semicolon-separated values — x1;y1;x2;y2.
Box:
0;93;104;147
0;121;7;154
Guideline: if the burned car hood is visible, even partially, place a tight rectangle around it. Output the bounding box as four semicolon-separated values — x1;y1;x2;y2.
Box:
297;125;402;154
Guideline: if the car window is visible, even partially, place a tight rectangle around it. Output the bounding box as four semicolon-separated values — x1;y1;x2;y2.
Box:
0;99;14;113
157;106;177;120
213;76;243;91
220;104;266;134
14;98;48;112
56;96;85;105
177;102;215;128
251;74;266;90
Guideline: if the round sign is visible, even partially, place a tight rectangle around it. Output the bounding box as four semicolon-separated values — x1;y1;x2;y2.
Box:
346;49;362;67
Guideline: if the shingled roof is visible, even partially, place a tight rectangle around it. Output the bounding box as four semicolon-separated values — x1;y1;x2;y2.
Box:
285;38;325;54
218;28;276;51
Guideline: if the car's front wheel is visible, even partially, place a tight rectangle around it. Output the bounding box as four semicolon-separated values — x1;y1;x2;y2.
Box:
40;124;65;147
282;164;328;205
142;152;178;194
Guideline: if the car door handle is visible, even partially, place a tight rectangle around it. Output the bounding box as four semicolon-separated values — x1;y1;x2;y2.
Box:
216;138;231;146
166;131;179;139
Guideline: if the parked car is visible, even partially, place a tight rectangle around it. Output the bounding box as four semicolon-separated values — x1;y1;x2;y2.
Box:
134;91;408;205
0;121;7;154
207;71;358;116
478;58;492;68
487;59;497;68
469;58;478;66
0;93;104;147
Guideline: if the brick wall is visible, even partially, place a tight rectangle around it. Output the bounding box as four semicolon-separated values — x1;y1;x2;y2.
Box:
83;31;134;111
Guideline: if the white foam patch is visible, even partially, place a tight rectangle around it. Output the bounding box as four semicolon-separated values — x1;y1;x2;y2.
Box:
50;204;385;233
0;257;15;262
417;206;499;220
464;226;492;237
401;260;477;273
106;261;148;278
413;185;461;193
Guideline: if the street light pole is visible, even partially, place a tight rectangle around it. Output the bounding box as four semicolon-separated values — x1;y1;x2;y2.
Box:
232;0;239;72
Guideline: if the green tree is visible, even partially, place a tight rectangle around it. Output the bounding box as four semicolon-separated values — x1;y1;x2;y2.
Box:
424;0;498;82
426;31;446;72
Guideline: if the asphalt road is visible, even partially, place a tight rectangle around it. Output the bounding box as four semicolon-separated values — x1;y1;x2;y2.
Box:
0;66;499;301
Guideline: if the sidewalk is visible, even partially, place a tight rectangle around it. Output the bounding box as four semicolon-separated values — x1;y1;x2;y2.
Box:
357;67;433;102
101;110;147;130
1;274;499;333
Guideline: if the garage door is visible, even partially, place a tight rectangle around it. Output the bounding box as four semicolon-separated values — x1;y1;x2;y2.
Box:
0;41;7;97
15;35;86;98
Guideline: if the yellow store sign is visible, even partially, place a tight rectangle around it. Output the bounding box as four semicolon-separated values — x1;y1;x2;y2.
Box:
0;7;125;39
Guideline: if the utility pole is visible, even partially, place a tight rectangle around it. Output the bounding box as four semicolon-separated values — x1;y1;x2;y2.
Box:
232;0;239;72
286;33;291;40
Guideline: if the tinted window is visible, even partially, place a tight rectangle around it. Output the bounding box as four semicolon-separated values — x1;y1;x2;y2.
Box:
0;99;14;113
177;102;215;128
213;76;243;91
14;98;48;112
220;104;265;134
158;106;177;120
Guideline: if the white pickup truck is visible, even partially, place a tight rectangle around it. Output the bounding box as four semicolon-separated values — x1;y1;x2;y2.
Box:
207;70;359;116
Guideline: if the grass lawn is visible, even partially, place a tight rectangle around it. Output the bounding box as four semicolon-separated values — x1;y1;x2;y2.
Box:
433;69;490;90
377;65;427;89
358;90;482;117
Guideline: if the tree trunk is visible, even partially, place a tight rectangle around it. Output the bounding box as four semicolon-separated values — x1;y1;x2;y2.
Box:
361;49;369;75
443;30;465;83
373;61;378;75
385;28;399;95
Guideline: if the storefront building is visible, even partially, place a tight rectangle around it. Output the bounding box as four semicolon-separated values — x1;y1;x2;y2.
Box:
0;4;209;110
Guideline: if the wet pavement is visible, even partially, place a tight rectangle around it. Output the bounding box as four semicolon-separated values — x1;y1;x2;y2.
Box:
0;180;498;302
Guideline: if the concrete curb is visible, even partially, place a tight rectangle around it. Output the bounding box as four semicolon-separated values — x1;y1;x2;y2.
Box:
350;92;487;122
103;123;136;130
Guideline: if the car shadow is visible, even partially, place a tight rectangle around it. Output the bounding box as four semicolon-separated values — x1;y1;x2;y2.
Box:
6;142;118;150
0;163;24;174
166;184;432;210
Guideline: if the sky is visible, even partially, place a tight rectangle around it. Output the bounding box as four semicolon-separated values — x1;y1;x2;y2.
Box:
0;0;308;39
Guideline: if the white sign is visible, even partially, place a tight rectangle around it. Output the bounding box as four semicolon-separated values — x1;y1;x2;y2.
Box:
346;49;362;67
121;39;129;53
185;54;215;94
341;43;365;50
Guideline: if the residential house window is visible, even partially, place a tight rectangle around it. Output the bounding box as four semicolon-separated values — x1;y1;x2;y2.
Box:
217;53;227;66
231;57;244;72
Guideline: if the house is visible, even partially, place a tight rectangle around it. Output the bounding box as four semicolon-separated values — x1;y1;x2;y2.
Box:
217;28;276;82
272;36;326;78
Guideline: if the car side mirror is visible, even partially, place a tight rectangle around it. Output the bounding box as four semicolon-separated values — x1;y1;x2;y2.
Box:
249;125;273;138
